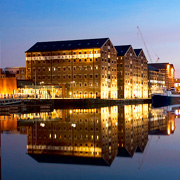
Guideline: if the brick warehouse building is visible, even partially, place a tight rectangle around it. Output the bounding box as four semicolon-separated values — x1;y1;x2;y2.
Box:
115;45;148;99
26;38;118;99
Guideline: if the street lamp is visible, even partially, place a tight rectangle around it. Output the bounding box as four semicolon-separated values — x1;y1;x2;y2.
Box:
70;81;75;98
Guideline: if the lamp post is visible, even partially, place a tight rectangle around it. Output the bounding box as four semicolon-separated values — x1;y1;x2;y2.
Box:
35;69;36;99
71;81;75;98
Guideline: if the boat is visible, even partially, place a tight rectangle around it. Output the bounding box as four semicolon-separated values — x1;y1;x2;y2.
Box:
152;91;180;107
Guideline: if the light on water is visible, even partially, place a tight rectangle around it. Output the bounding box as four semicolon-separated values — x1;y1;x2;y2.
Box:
1;104;180;180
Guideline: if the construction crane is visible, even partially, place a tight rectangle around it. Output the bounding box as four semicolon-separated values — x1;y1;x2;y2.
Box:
137;26;160;63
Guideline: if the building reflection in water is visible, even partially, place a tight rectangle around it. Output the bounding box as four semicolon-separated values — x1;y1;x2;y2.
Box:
149;105;175;136
24;107;118;166
118;104;149;157
1;103;177;167
0;114;27;134
0;118;1;180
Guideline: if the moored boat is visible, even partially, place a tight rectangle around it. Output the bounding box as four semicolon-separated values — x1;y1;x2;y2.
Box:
152;91;180;107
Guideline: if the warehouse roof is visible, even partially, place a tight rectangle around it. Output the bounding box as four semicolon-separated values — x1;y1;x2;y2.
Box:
115;45;131;56
26;38;109;52
134;49;142;56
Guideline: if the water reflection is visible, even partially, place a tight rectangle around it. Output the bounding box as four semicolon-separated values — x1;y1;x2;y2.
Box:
0;104;178;169
23;107;118;166
0;116;1;180
118;104;149;157
149;105;175;135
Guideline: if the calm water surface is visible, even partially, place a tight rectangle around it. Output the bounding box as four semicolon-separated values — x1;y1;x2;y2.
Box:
1;104;180;180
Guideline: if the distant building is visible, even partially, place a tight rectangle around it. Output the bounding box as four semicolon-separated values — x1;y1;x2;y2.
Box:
174;78;180;91
26;38;117;99
0;68;5;78
0;67;26;98
115;45;148;99
148;65;165;96
148;63;175;91
2;67;26;80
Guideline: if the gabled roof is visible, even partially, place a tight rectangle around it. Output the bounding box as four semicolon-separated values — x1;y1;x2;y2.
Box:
134;49;142;56
26;38;109;52
115;45;131;56
28;154;112;166
148;63;172;70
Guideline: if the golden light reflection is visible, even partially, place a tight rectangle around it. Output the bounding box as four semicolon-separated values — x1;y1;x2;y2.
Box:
21;106;118;165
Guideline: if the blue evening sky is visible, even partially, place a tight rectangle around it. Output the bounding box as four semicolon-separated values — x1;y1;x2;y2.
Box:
0;0;180;76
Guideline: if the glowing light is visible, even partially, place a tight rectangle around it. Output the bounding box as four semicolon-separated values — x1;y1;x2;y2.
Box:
172;122;175;131
40;123;45;127
71;123;76;127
